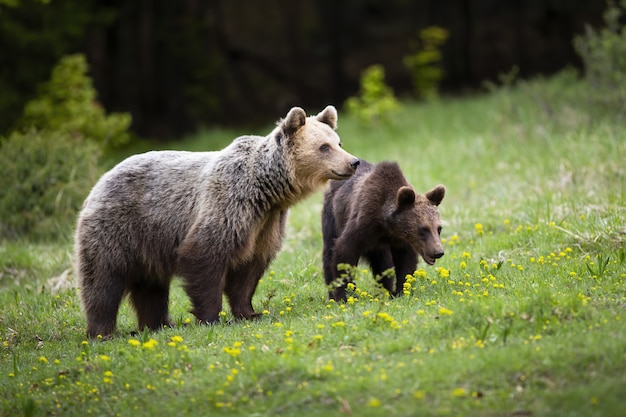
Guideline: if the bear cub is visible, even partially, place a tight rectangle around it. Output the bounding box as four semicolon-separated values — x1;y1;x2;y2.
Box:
75;105;359;338
322;159;445;301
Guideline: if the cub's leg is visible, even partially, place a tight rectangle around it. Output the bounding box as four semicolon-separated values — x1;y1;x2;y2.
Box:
391;248;418;296
364;247;395;294
129;281;174;331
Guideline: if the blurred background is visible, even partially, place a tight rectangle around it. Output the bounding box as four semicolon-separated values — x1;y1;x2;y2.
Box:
1;0;604;139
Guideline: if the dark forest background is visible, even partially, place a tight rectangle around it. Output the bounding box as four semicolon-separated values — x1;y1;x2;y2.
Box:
1;0;605;139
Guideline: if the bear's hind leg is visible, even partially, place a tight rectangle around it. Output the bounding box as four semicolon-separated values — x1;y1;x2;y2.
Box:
129;283;173;332
82;280;126;339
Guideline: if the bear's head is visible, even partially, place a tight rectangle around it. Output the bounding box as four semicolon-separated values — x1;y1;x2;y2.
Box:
387;184;446;265
277;105;360;193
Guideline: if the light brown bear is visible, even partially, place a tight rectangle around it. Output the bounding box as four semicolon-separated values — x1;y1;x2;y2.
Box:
322;159;445;301
75;105;359;338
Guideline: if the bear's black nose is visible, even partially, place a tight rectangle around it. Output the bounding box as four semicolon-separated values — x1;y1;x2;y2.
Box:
350;159;360;169
434;250;444;259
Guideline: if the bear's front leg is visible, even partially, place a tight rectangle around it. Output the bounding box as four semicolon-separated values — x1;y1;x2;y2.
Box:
391;247;418;296
224;256;269;320
364;247;396;294
177;243;228;324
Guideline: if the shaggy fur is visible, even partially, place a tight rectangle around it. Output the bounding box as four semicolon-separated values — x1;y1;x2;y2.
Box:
75;105;359;338
322;160;445;301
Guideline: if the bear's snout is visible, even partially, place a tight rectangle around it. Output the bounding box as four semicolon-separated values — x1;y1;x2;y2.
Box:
433;250;445;259
350;158;360;170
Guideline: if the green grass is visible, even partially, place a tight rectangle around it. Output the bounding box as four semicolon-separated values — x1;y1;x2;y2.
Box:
2;75;626;416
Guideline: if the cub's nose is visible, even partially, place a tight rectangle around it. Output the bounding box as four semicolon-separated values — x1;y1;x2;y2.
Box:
350;158;360;169
433;250;445;259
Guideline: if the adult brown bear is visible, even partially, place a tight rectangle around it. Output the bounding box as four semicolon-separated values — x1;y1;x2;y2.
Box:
75;106;359;338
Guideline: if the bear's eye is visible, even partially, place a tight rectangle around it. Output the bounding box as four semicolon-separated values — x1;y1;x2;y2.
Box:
437;226;443;235
319;144;330;152
419;227;430;236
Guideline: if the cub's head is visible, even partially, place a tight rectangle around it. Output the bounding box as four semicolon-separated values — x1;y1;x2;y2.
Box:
276;105;360;192
387;184;446;265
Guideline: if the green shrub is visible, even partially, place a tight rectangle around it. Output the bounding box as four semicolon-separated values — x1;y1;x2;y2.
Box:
0;129;101;240
16;54;132;151
0;53;132;240
573;0;626;116
403;26;449;100
344;64;400;125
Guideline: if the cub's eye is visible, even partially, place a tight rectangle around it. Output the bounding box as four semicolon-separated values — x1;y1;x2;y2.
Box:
437;226;443;235
319;144;330;152
419;227;430;235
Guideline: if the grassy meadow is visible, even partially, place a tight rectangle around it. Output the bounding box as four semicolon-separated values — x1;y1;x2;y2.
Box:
1;75;626;416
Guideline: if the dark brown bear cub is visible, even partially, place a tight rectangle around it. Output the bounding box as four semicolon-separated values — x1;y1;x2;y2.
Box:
322;160;445;301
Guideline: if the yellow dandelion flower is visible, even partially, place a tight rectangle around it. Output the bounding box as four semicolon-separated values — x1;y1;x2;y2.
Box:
452;387;467;397
38;356;48;364
438;307;453;315
414;269;427;278
413;390;425;399
142;339;158;349
436;267;450;278
128;339;140;347
367;398;382;407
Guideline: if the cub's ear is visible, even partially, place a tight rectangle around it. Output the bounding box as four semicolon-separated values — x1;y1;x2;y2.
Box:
282;107;307;138
316;105;338;130
397;186;416;208
425;185;446;206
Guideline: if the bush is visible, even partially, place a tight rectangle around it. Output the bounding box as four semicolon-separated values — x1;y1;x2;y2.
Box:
0;129;101;240
403;26;449;100
16;54;132;151
344;65;400;125
0;53;132;240
573;1;626;117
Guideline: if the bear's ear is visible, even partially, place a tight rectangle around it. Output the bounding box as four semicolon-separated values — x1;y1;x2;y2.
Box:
397;186;416;208
282;107;307;138
425;185;446;206
315;105;338;130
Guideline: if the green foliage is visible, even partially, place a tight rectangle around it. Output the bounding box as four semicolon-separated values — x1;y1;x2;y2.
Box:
17;54;132;151
403;26;449;100
0;129;101;239
573;0;626;116
0;54;131;239
344;64;400;125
